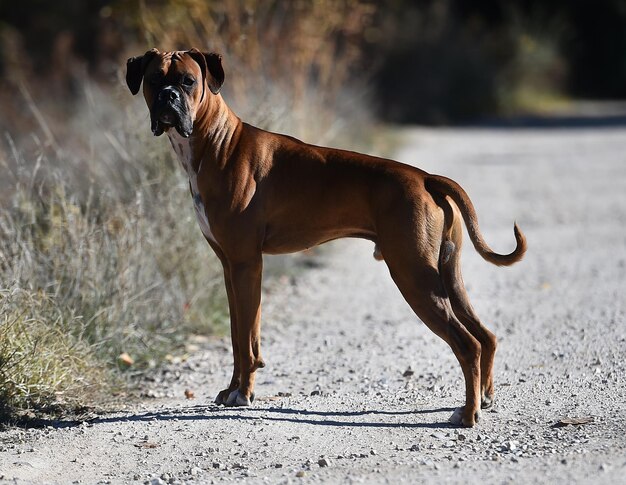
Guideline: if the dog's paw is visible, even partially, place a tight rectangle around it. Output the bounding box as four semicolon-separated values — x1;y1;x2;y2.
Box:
449;407;481;427
214;389;233;405
481;393;495;409
225;389;255;407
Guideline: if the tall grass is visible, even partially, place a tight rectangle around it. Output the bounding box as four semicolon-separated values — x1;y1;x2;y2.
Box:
0;288;106;418
0;1;376;419
0;87;229;418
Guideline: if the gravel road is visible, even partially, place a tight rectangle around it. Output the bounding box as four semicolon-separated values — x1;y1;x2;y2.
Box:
2;124;626;484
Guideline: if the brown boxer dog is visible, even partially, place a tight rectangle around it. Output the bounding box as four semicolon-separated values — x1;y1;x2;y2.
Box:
126;48;526;426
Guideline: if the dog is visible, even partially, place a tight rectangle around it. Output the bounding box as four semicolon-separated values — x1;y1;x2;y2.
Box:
126;48;526;426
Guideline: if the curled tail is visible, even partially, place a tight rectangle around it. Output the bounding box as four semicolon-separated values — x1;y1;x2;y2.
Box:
425;174;527;266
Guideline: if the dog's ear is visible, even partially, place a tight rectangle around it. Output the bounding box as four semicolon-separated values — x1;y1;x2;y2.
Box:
205;52;225;94
126;48;159;95
188;49;225;95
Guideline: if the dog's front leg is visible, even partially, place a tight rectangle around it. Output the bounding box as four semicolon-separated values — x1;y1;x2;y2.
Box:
223;257;264;406
214;262;241;405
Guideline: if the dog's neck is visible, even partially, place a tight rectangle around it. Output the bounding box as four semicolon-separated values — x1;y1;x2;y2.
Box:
167;129;194;174
191;93;242;171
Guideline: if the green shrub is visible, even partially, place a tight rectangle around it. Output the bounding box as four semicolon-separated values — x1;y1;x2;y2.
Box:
0;288;105;419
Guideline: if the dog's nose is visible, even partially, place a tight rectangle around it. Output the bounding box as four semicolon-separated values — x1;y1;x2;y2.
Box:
158;87;180;102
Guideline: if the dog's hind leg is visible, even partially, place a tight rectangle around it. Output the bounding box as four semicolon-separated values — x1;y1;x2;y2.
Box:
382;245;482;426
439;199;498;409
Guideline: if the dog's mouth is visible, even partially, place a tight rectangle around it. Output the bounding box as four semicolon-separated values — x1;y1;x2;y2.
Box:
150;101;193;138
159;112;176;126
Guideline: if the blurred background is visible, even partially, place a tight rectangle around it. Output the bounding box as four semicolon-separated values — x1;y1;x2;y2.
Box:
3;0;626;129
1;0;625;418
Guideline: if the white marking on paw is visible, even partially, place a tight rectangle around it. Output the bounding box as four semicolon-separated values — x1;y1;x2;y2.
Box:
226;389;239;406
225;389;251;407
235;392;251;407
449;407;481;426
167;130;216;243
449;407;464;425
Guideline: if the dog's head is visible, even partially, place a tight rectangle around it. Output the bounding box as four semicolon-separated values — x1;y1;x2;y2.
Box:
126;48;224;137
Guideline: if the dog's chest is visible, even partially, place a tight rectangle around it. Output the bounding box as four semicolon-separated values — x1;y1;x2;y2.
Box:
167;131;216;243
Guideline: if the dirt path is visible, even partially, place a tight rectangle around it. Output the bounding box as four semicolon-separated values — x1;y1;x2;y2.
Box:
2;125;626;484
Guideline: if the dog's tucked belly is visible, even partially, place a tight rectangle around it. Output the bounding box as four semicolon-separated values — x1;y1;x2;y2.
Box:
262;226;376;254
167;130;216;243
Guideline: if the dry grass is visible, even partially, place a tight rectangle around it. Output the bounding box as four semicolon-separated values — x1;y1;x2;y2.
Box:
0;288;110;420
0;94;229;418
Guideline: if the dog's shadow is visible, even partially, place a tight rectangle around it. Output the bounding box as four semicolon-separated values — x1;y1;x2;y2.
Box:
86;403;456;430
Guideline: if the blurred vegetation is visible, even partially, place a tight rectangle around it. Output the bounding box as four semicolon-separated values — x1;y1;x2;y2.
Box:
2;0;625;126
0;0;624;418
372;0;626;123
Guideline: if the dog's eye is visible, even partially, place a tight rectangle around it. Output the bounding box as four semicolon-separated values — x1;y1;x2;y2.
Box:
182;76;195;87
149;76;163;86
